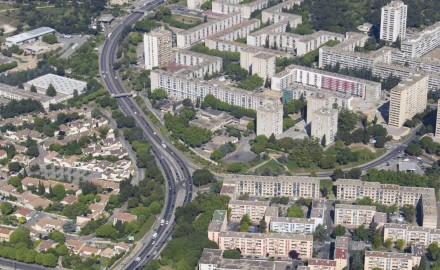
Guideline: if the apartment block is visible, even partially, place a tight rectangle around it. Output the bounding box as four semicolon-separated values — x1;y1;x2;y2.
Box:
187;0;209;9
401;21;440;58
198;248;293;270
261;0;303;24
150;69;282;110
380;0;407;43
269;217;316;234
388;74;429;128
240;47;276;80
174;50;222;79
334;204;376;228
256;103;283;137
143;28;172;70
307;259;336;270
221;174;321;199
212;0;241;15
333;237;349;270
207;210;228;244
365;251;420;270
311;107;338;146
218;232;313;259
176;13;243;48
228;200;270;223
436;100;440;138
271;65;382;101
383;224;432;246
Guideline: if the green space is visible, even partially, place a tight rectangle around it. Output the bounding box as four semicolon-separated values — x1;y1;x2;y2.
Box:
254;159;286;176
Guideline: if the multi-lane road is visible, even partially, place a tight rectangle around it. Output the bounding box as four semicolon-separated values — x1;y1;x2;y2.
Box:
99;1;193;269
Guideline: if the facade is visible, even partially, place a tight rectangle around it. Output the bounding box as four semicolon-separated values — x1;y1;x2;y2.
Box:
269;217;316;234
380;1;407;42
150;69;282;110
221;174;321;199
271;65;382;101
208;210;228;244
334;237;349;270
383;224;440;246
5;27;55;47
218;232;313;259
256;103;283;137
174;50;222;79
334;204;376;227
436;100;440;138
228;200;270;223
308;259;337;270
240;47;276;80
311;107;338;146
144;28;172;70
401;21;440;58
388;74;429;128
176;13;243;48
364;251;420;270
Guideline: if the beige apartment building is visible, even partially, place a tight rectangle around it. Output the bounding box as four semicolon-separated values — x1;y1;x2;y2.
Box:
174;50;223;79
311;107;338;146
269;217;316;234
240;47;276;80
228;200;270;223
221;174;321;199
334;204;376;228
383;224;440;247
256;103;283;137
218;232;313;259
436;100;440;138
364;251;420;270
380;0;407;43
308;259;336;270
208;210;228;244
144;29;172;70
334;237;349;270
388;74;429;128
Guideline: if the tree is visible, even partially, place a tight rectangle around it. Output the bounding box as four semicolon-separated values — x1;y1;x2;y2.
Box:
7;176;21;187
9;227;32;248
401;204;415;223
259;219;267;233
405;143;423;156
347;168;362;179
227;162;242;173
0;202;13;215
384;238;393;249
321;135;326;147
96;224;118;239
49;230;65;244
353;225;369;241
51;185;66;201
203;15;208;23
428;242;440;261
331;225;346;238
350;251;364;270
56;244;68;256
30;85;37;93
286;204;304;218
42;34;58;44
8;162;21;173
223;249;241;259
79;181;98;195
182;98;193;107
192;168;215;187
46;83;57;97
313;224;326;243
63;221;76;233
396;239;406;250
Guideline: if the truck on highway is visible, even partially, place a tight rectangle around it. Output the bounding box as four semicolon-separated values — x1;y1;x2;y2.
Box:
152;232;157;239
71;43;79;50
160;219;165;226
108;32;112;38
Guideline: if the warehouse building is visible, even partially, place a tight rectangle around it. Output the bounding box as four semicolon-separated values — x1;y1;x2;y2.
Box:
5;27;55;47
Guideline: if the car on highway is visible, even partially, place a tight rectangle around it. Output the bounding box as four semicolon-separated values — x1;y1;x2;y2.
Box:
135;257;141;262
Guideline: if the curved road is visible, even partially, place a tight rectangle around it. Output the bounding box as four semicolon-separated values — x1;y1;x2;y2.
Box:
99;1;193;269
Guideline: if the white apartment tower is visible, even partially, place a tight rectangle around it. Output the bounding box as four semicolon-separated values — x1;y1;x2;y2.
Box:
436;100;440;138
144;28;172;70
380;0;407;43
256;104;283;137
311;108;338;146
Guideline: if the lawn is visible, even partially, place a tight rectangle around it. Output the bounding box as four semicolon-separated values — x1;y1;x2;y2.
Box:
255;159;286;175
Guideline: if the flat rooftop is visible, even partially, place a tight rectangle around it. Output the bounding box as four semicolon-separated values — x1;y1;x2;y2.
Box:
6;27;55;44
25;74;87;95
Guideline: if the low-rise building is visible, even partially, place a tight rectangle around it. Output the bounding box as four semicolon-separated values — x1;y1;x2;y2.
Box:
308;259;337;270
0;227;14;242
113;212;137;225
5;27;55;47
34;217;67;233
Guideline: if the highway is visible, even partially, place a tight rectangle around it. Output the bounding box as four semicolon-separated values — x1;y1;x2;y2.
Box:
99;1;193;269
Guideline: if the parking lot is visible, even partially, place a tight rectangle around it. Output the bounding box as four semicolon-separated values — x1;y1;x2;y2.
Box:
375;150;428;174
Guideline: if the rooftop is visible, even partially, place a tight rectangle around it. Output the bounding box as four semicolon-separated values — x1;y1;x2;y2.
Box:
6;27;55;44
25;74;87;95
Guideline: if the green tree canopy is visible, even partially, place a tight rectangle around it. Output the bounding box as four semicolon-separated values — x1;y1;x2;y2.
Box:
46;83;57;97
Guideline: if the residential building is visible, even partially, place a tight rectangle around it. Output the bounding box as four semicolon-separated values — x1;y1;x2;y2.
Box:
436;100;440;138
269;217;316;234
334;204;376;227
34;217;67;233
256;103;283;137
401;21;440;58
364;251;420;270
144;28;172;70
308;259;337;270
240;48;276;80
311;107;338;146
221;174;321;199
218;232;313;259
388;74;429;128
113;212;137;225
208;210;228;244
271;65;382;101
382;223;440;246
0;227;13;242
109;0;130;5
380;1;407;42
228;200;270;223
5;27;55;47
334;237;349;270
198;248;293;270
174;50;222;79
150;69;282;110
187;0;208;10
